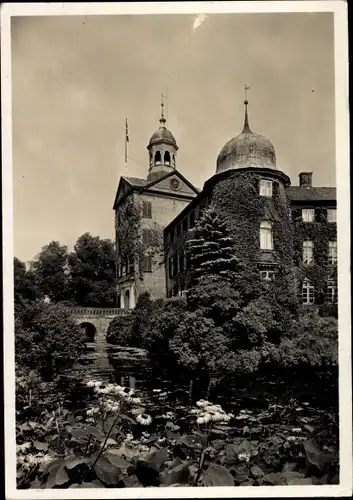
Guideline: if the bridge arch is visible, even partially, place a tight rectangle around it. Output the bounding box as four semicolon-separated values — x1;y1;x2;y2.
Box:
68;307;130;345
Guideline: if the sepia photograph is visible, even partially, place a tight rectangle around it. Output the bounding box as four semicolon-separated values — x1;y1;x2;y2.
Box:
1;1;351;498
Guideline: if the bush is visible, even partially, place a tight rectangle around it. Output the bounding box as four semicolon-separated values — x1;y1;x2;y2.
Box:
15;303;86;381
106;315;134;346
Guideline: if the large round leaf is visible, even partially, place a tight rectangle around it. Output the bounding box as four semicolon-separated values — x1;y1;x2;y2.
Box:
202;464;234;486
94;456;122;486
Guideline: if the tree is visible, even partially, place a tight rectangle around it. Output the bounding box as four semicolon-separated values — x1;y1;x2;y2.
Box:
15;303;86;381
185;206;257;325
68;233;116;307
31;241;71;303
14;257;38;308
269;306;338;368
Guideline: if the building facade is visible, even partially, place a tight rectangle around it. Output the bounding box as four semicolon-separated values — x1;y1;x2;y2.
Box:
113;105;198;309
164;100;337;309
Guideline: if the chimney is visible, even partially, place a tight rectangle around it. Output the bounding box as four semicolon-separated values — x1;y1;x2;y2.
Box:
299;172;313;188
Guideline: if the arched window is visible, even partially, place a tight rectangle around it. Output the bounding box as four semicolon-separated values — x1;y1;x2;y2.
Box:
164;151;171;165
149;152;153;166
155;151;161;165
172;154;175;166
260;221;273;250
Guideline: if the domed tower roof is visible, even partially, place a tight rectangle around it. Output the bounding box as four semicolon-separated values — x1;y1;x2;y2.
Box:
146;95;179;181
216;100;276;173
147;99;178;151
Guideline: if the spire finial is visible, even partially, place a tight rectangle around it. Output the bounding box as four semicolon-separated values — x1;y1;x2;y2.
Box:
160;93;166;126
243;84;251;133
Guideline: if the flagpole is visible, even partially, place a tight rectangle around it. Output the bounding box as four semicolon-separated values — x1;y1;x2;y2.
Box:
124;118;128;176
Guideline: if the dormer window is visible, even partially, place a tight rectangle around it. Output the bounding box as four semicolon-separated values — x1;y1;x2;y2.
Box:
327;209;337;223
302;209;314;223
259;179;273;198
260;221;273;250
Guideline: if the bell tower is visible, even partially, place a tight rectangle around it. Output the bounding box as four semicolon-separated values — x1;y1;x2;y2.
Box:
147;95;178;181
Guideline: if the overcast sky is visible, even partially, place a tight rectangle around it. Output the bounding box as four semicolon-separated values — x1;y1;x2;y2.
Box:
11;12;335;262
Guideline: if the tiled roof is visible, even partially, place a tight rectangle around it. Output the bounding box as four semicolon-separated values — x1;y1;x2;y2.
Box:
287;186;336;202
122;176;148;188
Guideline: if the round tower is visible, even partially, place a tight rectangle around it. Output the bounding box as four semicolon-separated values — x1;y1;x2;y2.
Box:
147;96;178;181
204;94;293;283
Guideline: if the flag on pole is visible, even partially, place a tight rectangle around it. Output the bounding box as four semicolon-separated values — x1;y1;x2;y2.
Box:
125;118;129;142
124;118;129;173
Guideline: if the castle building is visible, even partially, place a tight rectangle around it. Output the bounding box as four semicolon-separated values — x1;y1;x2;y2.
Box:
113;102;198;309
164;100;337;308
113;97;337;310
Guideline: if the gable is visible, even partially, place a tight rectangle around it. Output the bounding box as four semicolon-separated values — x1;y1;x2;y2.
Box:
113;177;134;209
143;170;199;197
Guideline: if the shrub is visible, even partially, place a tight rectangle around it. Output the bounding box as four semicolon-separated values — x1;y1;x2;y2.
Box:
15;303;86;381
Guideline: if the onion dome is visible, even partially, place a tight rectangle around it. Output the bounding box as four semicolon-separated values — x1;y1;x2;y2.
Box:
216;100;276;173
147;100;178;150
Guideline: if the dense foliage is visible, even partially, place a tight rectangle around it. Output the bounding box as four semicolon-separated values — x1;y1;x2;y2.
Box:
106;292;162;347
15;302;86;381
16;380;339;489
116;195;164;280
145;205;338;400
68;233;116;307
16;232;116;308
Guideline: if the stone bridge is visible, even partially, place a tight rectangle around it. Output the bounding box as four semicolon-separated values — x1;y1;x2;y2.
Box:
68;307;129;343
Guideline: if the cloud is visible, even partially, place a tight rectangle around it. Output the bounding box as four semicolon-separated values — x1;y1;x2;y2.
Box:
192;13;208;32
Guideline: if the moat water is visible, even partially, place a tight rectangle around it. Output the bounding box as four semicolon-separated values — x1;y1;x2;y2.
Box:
69;341;338;416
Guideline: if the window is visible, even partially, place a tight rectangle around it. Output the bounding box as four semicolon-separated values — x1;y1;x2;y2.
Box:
302;279;315;304
155;151;161;164
142;255;152;273
303;240;314;264
169;256;174;277
259;179;273;197
327;209;337;223
327;280;337;304
189;210;195;228
172;255;178;276
142;201;152;218
164;151;171;165
128;258;134;274
179;250;185;273
260;221;273;250
260;270;275;281
142;229;152;246
328;241;337;265
182;218;188;232
302;209;314;223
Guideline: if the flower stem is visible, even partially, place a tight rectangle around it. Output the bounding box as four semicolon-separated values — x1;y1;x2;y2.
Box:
90;404;124;470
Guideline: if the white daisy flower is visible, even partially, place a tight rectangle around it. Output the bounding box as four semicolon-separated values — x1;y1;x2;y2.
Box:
196;413;211;425
238;452;251;462
136;413;152;426
153;389;162;393
291;427;302;434
130;397;142;405
196;399;210;408
189;408;200;415
94;381;102;388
